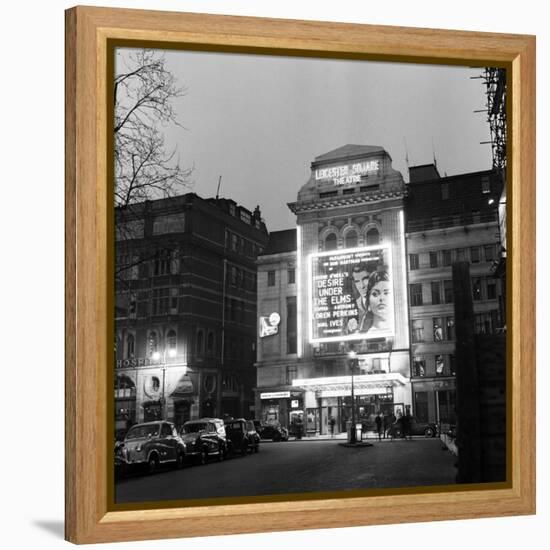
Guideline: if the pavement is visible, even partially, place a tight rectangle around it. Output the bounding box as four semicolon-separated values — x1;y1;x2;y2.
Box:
116;436;457;503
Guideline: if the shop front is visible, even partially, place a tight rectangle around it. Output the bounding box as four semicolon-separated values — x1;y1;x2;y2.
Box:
293;372;409;435
258;390;304;431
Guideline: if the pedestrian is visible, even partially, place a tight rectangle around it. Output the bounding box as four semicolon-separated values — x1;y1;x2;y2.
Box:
329;416;336;438
402;410;412;440
375;412;383;441
383;411;391;439
294;416;303;440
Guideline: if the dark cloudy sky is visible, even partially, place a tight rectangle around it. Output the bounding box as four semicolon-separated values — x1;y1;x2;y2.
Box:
118;48;494;231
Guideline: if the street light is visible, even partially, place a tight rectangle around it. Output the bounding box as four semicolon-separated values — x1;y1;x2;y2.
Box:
348;350;358;444
152;347;177;420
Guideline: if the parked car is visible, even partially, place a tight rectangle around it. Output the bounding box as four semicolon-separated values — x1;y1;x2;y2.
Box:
118;421;186;474
180;418;228;464
224;418;260;455
387;416;438;438
253;421;289;442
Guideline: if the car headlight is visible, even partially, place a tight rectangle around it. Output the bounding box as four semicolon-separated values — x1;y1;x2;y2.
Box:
136;444;142;452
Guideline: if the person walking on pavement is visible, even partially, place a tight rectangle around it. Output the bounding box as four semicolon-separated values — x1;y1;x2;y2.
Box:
382;411;391;439
402;410;412;440
329;416;336;438
375;412;383;441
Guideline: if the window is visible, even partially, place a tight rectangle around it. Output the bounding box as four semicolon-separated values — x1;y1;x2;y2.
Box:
126;333;135;359
446;317;455;340
472;278;482;301
442;250;452;266
413;356;426;377
151;288;170;315
409;254;419;270
431;281;441;305
320;191;338;199
148;331;158;356
484;244;495;262
167;329;177;353
345;230;358;248
196;330;204;355
443;280;453;303
153;249;173;276
433;318;444;341
286;297;297;354
267;270;276;287
411;320;424;343
472;210;481;224
487;279;497;300
207;331;215;355
481;176;491;194
441;183;450;200
343;188;355;195
435;354;445;375
366;228;380;245
470;246;481;263
287;268;295;285
449;354;456;376
325;233;337;250
429;251;438;268
409;284;423;306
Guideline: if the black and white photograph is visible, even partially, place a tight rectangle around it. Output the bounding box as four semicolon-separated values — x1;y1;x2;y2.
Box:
113;46;507;505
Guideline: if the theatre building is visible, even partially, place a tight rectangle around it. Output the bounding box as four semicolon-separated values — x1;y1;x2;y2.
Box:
115;193;268;433
255;145;505;432
255;145;411;435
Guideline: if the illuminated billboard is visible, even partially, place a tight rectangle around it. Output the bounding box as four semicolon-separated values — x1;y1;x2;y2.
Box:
309;245;394;343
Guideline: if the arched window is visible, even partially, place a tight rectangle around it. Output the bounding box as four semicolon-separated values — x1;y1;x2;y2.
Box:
325;233;337;251
345;230;358;248
366;228;380;245
196;330;204;355
148;331;158;356
207;331;215;355
126;333;135;359
167;329;177;353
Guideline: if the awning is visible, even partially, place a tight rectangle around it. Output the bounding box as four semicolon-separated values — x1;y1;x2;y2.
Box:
292;372;407;398
170;373;194;396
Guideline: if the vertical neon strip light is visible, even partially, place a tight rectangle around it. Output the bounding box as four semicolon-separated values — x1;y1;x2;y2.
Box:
399;210;410;348
296;225;303;358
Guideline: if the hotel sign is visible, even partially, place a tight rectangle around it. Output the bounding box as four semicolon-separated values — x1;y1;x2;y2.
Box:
315;160;380;186
309;245;395;343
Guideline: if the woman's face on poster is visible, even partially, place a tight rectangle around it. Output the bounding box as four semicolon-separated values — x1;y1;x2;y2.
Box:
368;280;392;323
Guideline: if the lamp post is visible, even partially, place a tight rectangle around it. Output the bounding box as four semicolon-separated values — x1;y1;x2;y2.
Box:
348;350;358;444
152;347;177;420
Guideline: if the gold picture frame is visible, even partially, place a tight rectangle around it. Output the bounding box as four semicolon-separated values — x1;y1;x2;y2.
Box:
65;6;535;544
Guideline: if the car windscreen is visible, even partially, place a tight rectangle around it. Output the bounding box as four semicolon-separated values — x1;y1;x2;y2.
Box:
182;423;207;434
125;425;159;439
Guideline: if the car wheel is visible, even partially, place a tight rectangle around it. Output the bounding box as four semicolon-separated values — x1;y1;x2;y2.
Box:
241;442;248;456
254;443;259;453
273;433;281;442
147;454;159;474
424;427;435;438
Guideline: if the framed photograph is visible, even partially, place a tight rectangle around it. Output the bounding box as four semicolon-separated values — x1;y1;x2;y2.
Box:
65;6;535;544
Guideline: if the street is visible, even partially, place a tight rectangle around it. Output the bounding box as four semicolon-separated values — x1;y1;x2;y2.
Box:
115;437;457;504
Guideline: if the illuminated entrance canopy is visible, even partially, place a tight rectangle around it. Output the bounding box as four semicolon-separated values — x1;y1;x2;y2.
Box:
315;160;380;186
309;245;395;343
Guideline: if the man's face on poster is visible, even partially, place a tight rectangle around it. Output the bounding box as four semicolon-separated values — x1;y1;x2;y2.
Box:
352;269;369;299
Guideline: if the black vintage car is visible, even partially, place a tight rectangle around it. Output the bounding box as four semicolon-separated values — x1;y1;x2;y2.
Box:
387;416;438;438
224;418;260;455
253;421;289;442
118;421;187;474
180;419;228;464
